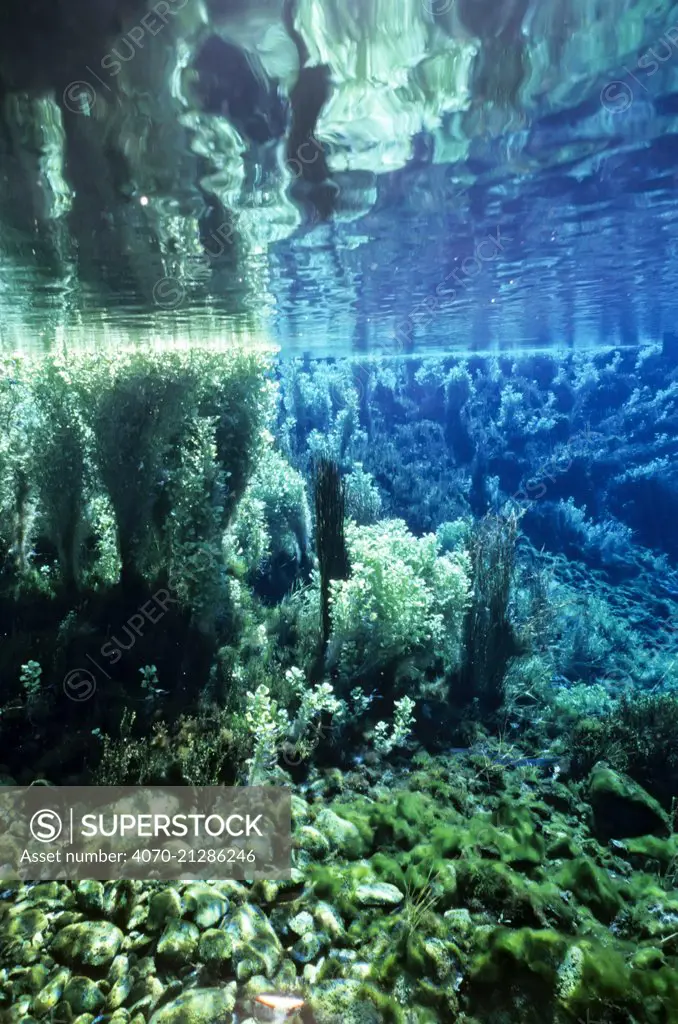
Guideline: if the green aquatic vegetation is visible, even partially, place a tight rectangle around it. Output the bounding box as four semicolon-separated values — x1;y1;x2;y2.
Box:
19;659;43;718
554;857;624;925
570;692;678;807
93;705;237;786
372;695;416;754
278;359;367;472
251;447;311;570
29;357;89;593
344;462;382;525
0;347;276;608
328;518;471;683
225;445;312;590
456;511;522;715
314;457;349;657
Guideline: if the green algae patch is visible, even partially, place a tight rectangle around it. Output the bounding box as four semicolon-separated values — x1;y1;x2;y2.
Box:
471;926;567;984
554;857;623;924
588;764;671;840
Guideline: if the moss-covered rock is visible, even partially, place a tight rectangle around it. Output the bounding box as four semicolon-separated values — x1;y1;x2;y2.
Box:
156;920;200;966
147;985;237;1024
587;764;671;840
554;856;624;924
50;921;124;970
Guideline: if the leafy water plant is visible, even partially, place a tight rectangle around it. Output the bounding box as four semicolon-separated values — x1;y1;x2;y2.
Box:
457;511;522;714
373;696;416;755
314;458;349;658
328;518;471;684
20;660;42;714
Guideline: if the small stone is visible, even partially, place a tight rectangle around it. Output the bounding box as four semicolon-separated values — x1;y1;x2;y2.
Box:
309;979;380;1024
354;883;404;907
107;976;133;1011
288;911;314;937
32;968;71;1015
75;880;105;915
291;932;323;964
51;921;124;969
314;902;345;940
108;954;130;984
6;907;49;939
148;889;184;931
273;958;299;989
148;985;236;1024
183;884;229;930
156;920;200;966
291;795;311;824
198;928;233;967
27;964;50;993
315;809;363;858
443;908;473;935
296;826;331;860
348;962;371;980
4;998;33;1023
63;976;106;1015
229;905;283;980
109;1010;131;1023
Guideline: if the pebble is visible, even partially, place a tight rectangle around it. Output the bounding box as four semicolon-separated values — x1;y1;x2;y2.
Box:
51;921;124;969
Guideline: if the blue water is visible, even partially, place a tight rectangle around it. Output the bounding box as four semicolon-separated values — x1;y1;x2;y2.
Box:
0;7;678;355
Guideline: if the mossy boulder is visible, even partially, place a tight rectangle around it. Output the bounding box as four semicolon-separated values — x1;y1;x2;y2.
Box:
62;976;105;1015
148;985;236;1024
183;884;229;930
147;889;184;930
587;764;670;840
554;857;623;924
308;979;381;1024
315;807;368;858
466;927;567;1021
51;921;124;970
156;920;200;966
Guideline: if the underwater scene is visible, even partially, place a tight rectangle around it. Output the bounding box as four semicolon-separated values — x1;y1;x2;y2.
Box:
3;1;678;1023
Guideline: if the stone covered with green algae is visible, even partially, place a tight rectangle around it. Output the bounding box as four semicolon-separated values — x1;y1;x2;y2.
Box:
588;763;671;840
1;756;678;1024
148;985;236;1024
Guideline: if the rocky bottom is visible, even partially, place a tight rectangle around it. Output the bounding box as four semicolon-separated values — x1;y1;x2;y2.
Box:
1;750;678;1024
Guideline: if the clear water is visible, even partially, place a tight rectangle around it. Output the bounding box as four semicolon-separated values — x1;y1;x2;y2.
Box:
1;3;678;354
3;6;678;1024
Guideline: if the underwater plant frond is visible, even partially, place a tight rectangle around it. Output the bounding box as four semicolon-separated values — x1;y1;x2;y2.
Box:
314;457;349;653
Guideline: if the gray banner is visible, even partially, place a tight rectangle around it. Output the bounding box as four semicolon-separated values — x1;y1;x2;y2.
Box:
0;786;291;881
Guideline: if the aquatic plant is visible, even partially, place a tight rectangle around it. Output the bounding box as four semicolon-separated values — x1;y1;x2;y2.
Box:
373;695;416;755
314;458;349;658
20;659;42;713
29;357;89;593
68;347;275;600
329;519;471;683
570;692;678;807
457;511;521;714
237;446;312;596
244;683;290;785
345;462;382;525
93;706;236;786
